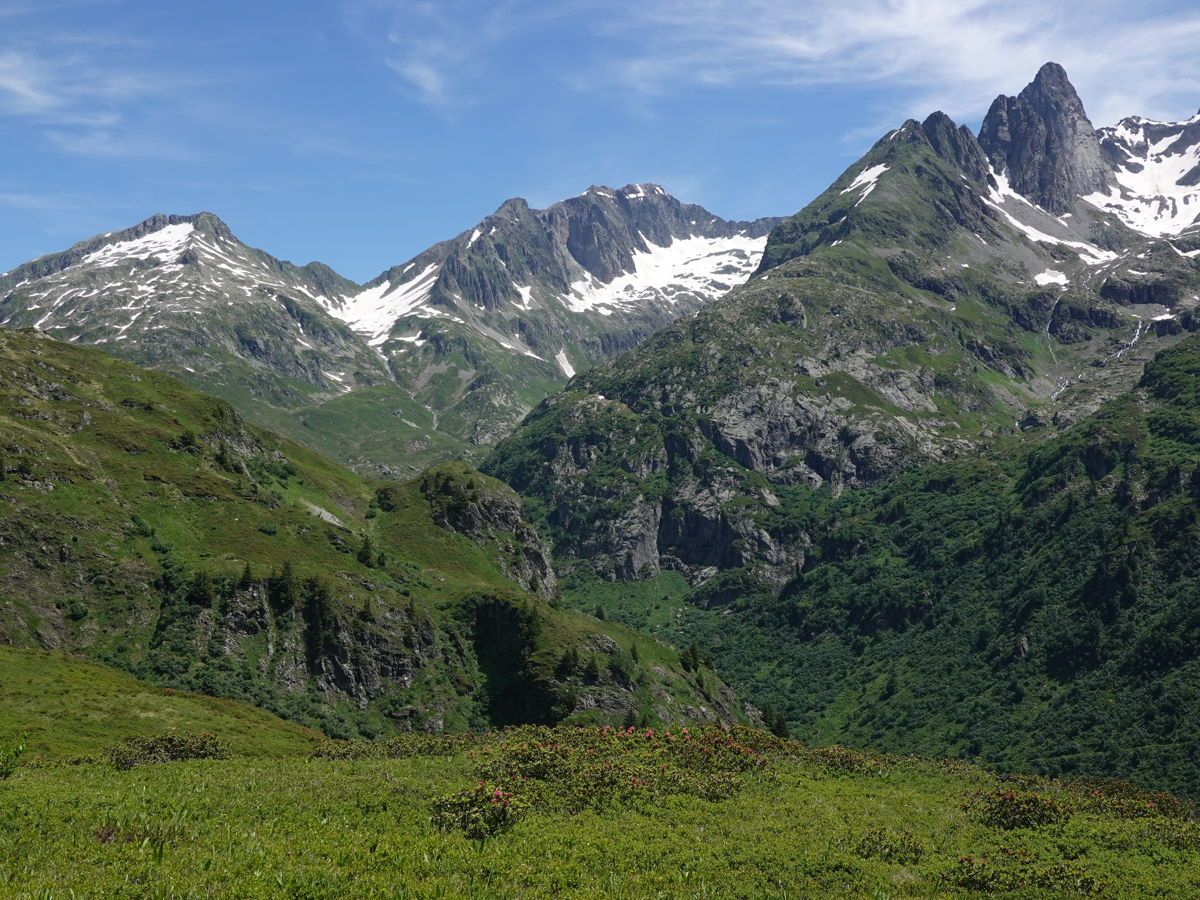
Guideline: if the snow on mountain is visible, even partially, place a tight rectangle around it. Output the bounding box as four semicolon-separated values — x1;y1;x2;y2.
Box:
336;263;441;346
982;167;1119;266
564;231;765;315
1084;114;1200;237
0;213;380;398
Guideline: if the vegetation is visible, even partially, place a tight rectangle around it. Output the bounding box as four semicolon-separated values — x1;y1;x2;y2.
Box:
3;697;1199;896
0;646;320;762
105;732;231;771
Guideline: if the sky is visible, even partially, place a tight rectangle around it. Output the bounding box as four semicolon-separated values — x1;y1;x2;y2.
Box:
1;0;1199;283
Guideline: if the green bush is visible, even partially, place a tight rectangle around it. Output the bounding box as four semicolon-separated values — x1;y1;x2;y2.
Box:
105;732;230;770
431;782;526;848
970;789;1070;830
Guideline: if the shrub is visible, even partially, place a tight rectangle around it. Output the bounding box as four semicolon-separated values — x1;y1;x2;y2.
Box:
807;745;889;776
105;732;230;770
1066;777;1195;821
0;737;25;780
473;725;770;814
431;782;526;848
969;789;1070;830
945;855;1102;895
854;827;924;863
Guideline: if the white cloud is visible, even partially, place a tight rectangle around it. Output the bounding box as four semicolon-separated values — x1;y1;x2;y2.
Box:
592;0;1200;128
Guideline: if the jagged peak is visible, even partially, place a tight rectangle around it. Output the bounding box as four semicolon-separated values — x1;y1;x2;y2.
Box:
977;61;1107;213
492;196;534;218
1031;60;1073;91
616;182;669;201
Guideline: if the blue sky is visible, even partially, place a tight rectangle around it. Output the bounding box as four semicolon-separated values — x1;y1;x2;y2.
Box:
2;0;1199;282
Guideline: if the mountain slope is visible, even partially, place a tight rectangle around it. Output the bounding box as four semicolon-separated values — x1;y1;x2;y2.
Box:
0;328;745;736
486;65;1200;587
598;334;1200;795
0;212;383;404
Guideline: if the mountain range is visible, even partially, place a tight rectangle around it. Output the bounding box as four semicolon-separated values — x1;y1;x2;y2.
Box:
489;63;1200;585
4;60;1200;792
0;188;777;475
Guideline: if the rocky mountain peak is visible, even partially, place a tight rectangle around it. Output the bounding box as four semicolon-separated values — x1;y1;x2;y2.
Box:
978;61;1110;213
919;111;991;182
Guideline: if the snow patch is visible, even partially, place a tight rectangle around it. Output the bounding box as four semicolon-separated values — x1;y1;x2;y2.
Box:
564;232;765;314
332;264;441;346
840;163;889;205
1084;116;1200;236
1034;269;1069;288
555;349;575;378
82;223;194;269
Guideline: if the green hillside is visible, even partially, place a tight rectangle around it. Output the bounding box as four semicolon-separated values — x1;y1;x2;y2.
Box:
0;646;320;761
567;336;1200;795
0;329;743;737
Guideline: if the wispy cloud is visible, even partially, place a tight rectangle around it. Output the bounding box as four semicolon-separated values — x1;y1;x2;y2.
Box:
587;0;1200;128
0;39;206;158
343;0;582;115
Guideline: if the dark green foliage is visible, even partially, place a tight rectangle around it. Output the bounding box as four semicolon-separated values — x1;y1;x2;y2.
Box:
267;562;299;613
680;642;705;673
555;646;579;678
105;732;230;770
970;789;1070;830
430;783;526;847
356;533;374;567
302;577;336;667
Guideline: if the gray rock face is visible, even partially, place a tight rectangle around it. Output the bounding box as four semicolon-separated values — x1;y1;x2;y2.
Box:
320;185;783;469
920;111;991;183
978;62;1111;213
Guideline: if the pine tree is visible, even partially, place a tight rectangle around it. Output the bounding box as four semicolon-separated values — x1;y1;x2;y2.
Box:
239;562;254;590
556;646;580;678
770;708;789;738
357;534;374;567
268;561;299;612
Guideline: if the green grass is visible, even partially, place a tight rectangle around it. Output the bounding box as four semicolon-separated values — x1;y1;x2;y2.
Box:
0;647;321;762
2;721;1199;897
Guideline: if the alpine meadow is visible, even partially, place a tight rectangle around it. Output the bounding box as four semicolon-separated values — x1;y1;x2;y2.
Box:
3;2;1200;897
